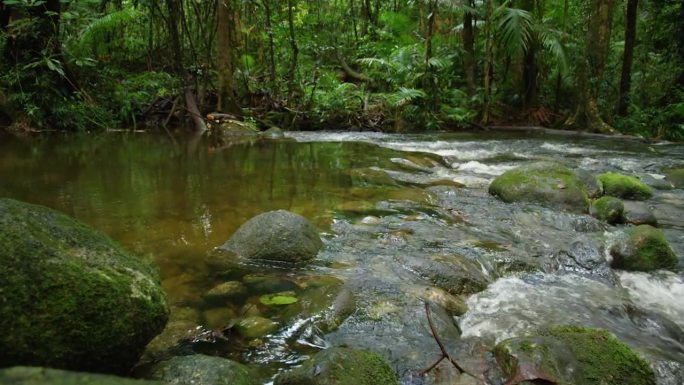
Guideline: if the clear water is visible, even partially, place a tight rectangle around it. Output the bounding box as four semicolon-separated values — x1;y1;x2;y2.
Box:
1;131;683;384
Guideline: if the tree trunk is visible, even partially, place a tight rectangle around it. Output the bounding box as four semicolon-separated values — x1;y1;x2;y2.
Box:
462;1;476;95
675;0;684;86
521;0;538;109
217;0;240;115
286;0;299;100
263;0;277;91
424;0;438;113
617;0;638;116
564;0;617;133
481;0;494;125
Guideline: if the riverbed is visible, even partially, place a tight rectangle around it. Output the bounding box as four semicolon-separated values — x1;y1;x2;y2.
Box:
1;131;682;384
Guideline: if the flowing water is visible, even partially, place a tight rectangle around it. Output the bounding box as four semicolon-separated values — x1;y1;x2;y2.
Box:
1;131;683;384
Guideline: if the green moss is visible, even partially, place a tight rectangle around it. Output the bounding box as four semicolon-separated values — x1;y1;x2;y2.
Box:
663;167;684;188
591;196;624;224
0;198;169;374
494;326;656;385
611;225;678;271
598;172;653;200
274;347;398;385
489;162;591;212
545;326;655;385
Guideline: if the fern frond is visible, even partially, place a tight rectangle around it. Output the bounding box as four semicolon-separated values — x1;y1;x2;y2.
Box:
389;87;426;108
496;7;533;58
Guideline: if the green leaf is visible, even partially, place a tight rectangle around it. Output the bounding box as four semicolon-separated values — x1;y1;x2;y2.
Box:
260;293;298;306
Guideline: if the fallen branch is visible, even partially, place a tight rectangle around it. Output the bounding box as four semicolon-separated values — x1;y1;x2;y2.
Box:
420;301;477;378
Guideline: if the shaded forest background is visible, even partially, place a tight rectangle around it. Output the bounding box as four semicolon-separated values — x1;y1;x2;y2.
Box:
0;0;682;138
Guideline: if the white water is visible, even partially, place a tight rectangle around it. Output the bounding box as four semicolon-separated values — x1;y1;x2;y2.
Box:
619;271;684;330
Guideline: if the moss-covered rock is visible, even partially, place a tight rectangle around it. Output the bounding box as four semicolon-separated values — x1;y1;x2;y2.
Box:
274;347;398;385
219;210;323;264
590;196;624;224
146;354;257;385
610;225;678;271
598;172;653;200
488;162;593;212
0;367;161;385
0;199;169;374
234;316;278;339
493;326;655;385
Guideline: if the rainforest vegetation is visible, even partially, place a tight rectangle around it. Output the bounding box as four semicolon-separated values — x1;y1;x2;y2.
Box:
0;0;683;138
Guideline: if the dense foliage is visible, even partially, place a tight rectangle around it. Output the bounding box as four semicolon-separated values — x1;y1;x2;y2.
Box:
0;0;682;138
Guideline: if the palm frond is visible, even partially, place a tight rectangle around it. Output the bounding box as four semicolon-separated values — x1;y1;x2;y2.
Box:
539;28;569;75
70;8;142;53
496;7;534;58
389;87;426;108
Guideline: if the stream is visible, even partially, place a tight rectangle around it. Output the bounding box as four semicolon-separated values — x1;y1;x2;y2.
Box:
1;131;683;384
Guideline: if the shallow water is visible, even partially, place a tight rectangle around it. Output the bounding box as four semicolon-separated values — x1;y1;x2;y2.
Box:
1;131;683;384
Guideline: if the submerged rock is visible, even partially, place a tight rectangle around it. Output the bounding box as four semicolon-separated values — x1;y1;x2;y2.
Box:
146;354;257;385
610;225;678;271
623;201;658;226
590;196;624;224
219;210;323;264
203;281;247;304
0;366;161;385
598;172;653;200
663;167;684;189
396;253;489;296
0;198;169;374
234;316;278;339
274;347;398;385
488;162;593;212
493;326;655;385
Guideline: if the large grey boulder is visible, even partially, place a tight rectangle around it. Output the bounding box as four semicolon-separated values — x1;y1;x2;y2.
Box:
0;198;169;374
219;210;323;263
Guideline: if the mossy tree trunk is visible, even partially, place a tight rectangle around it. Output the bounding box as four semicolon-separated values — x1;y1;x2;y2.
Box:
564;0;617;134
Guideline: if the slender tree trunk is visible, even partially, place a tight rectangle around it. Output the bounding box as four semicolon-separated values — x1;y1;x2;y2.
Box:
521;0;538;109
481;0;494;125
286;0;299;99
424;0;438;113
462;1;476;95
349;0;359;44
554;0;569;111
217;0;240;115
675;0;684;86
263;0;277;91
565;0;617;133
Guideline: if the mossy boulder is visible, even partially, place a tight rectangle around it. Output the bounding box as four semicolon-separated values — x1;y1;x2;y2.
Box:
0;367;161;385
219;210;323;264
0;198;169;374
488;162;594;212
598;172;653;200
493;326;655;385
590;196;624;224
610;225;678;271
146;354;257;385
274;347;398;385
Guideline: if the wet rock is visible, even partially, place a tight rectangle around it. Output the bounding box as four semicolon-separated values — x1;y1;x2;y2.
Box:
422;287;468;316
0;366;161;385
623;201;658;226
396;253;489;296
242;274;298;293
653;360;684;385
663;167;684;189
610;225;678;271
590;196;624;224
202;307;237;329
274;347;398;385
219;210;323;264
576;168;604;198
598;172;653;200
146;354;257;385
203;281;247;304
548;239;617;284
260;126;284;139
217;119;259;137
640;174;674;190
142;320;199;361
350;167;398;187
0;198;169;374
493;326;656;385
322;288;356;332
488;161;593;212
234;316;278;339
